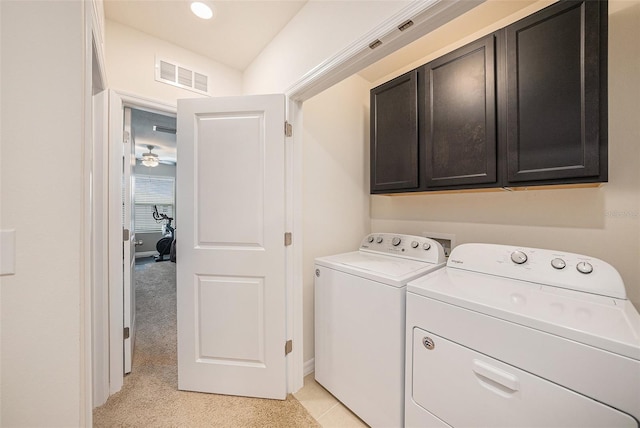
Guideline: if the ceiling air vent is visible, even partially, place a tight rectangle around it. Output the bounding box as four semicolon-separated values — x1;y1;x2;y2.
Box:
155;57;210;96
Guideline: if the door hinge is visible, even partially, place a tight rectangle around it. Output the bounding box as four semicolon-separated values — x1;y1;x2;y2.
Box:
285;339;293;356
285;121;293;137
284;232;292;246
123;131;130;144
124;327;130;339
123;228;130;241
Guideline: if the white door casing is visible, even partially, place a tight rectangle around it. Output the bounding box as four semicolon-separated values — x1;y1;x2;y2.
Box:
176;94;287;399
107;92;177;395
108;90;125;393
122;107;136;374
108;93;137;391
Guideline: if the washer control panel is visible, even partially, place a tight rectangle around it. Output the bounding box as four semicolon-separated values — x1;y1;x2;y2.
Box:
360;233;446;264
448;243;626;299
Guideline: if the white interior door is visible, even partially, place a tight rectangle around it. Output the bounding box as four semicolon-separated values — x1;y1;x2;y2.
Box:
177;94;287;399
122;107;136;374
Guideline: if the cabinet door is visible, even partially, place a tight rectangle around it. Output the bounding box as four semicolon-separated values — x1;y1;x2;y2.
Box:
370;70;419;193
505;0;607;184
421;34;498;189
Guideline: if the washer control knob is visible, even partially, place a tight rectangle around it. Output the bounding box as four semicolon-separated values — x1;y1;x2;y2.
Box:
511;250;528;264
551;258;566;270
392;237;401;246
411;241;419;249
376;236;383;244
367;236;375;243
423;242;431;251
576;261;593;274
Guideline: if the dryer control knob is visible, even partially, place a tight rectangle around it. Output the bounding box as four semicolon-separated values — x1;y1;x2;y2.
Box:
376;236;383;244
423;242;431;251
392;237;401;246
551;258;566;270
411;241;419;249
367;236;374;243
511;250;528;264
577;261;593;274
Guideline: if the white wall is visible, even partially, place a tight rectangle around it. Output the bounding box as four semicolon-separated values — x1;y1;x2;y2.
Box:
302;74;371;363
1;1;87;425
243;0;410;95
105;20;243;104
370;0;640;307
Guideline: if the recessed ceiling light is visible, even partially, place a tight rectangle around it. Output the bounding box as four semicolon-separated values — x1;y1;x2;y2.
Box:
190;2;214;20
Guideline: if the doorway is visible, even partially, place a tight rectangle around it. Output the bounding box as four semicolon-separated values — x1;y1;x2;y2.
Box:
129;107;178;378
106;94;294;401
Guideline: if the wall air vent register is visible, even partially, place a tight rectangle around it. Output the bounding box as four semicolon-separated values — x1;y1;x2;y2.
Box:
155;57;209;96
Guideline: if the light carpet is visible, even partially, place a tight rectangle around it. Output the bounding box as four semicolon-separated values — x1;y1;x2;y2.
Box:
93;260;319;427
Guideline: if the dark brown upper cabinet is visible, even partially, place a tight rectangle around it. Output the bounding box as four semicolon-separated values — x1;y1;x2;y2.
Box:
420;33;500;189
504;0;608;185
369;0;607;195
370;70;419;193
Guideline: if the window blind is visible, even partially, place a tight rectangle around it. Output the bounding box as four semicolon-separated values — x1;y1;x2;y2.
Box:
135;175;175;233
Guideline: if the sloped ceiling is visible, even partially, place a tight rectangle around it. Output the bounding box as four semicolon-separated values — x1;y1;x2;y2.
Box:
104;0;308;72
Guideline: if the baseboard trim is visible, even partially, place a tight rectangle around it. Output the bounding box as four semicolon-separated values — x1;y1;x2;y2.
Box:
303;358;315;376
135;251;157;258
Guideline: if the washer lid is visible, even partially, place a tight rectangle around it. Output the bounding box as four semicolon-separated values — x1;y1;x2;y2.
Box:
408;267;640;360
316;251;444;287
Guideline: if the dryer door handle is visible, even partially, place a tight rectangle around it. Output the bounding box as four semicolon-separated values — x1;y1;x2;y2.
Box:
472;359;520;393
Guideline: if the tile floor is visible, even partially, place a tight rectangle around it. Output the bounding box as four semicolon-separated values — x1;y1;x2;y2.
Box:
294;374;369;428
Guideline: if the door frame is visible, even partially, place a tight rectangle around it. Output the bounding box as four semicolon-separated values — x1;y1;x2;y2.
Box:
107;91;177;395
105;91;306;396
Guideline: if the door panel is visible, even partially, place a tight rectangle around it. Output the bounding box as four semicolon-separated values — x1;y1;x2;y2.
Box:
196;113;265;247
505;0;606;184
370;70;419;193
422;34;498;188
196;275;265;364
177;95;286;399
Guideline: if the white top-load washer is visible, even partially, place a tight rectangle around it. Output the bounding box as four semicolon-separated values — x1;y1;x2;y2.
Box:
405;243;640;428
315;233;446;428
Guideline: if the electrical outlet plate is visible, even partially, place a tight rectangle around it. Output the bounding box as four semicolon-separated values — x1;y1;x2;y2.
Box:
423;231;455;257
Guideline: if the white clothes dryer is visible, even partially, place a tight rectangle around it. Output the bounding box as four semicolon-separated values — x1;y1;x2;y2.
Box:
315;233;446;428
405;243;640;428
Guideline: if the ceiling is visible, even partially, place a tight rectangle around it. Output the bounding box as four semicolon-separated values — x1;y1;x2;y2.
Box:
104;0;308;71
132;109;177;165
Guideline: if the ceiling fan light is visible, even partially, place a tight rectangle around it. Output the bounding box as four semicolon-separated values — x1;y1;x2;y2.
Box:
191;2;214;20
141;145;160;167
141;157;159;167
142;156;159;167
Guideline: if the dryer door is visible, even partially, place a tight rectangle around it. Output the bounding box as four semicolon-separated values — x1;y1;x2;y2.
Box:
410;328;637;428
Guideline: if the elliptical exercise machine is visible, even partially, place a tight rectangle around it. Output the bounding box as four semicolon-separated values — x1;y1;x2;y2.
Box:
152;205;175;262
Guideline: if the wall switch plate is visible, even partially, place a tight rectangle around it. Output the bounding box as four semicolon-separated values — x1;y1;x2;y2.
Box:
423;231;455;257
1;229;16;276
